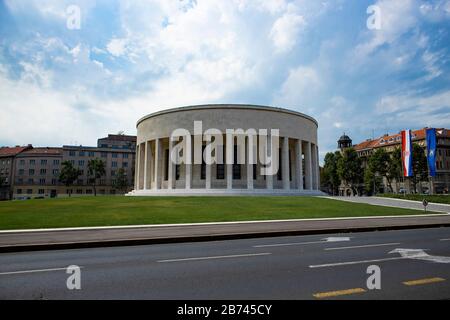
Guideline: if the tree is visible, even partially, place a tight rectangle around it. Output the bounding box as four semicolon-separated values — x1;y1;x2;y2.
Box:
113;168;129;194
59;161;81;197
367;148;396;193
87;159;106;196
337;148;363;196
389;147;403;193
364;166;382;195
411;143;428;193
322;151;342;195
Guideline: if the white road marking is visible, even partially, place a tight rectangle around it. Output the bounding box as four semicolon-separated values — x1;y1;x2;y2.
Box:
309;257;405;268
325;242;401;251
254;237;350;248
0;266;83;276
157;252;271;263
389;248;450;263
440;238;450;241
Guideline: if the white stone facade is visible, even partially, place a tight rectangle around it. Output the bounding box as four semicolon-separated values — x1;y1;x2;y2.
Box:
127;104;322;196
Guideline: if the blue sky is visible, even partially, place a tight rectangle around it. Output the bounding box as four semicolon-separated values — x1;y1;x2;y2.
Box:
1;0;450;163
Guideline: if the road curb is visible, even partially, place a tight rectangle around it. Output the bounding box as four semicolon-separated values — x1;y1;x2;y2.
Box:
1;222;449;253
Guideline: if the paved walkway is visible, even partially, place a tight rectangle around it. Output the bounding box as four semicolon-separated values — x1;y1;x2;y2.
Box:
327;196;450;214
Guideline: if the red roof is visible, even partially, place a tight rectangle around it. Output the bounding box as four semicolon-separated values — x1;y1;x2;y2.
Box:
0;146;31;157
20;147;63;156
354;128;449;151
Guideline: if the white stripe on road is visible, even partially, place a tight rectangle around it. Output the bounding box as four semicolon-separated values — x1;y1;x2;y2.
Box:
324;243;401;251
254;240;330;248
157;252;271;263
309;257;405;268
0;266;83;276
440;238;450;241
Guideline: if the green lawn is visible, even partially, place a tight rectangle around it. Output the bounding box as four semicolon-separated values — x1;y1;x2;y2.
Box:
0;196;439;230
379;194;450;204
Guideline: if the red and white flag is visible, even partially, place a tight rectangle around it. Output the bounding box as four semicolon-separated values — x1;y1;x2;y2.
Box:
401;130;413;177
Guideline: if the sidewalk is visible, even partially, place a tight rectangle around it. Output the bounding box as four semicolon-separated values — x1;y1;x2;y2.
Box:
1;214;449;253
327;196;450;214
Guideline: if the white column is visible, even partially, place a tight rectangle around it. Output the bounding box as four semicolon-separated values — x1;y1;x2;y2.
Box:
185;135;192;189
311;143;317;190
282;137;290;190
147;141;153;190
315;144;320;190
135;145;140;190
205;165;211;189
295;139;303;190
246;136;254;190
168;138;174;190
143;141;148;190
226;137;233;190
154;138;161;190
265;138;273;190
304;141;312;190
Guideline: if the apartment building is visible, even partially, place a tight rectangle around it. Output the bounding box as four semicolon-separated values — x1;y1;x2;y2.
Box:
8;134;136;200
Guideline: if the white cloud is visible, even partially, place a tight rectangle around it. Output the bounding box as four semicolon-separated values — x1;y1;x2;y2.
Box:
354;0;418;58
273;65;321;109
269;5;305;53
106;38;129;57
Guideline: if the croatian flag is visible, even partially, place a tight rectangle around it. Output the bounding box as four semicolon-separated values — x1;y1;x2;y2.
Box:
401;129;413;177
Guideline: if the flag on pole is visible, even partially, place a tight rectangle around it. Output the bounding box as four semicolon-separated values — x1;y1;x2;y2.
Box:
426;128;437;177
401;129;413;177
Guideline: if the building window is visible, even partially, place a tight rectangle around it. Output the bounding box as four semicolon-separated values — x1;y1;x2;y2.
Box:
253;164;257;180
79;151;85;157
53;159;60;165
69;151;76;156
112;161;118;168
41;159;47;165
30;160;35;165
101;144;108;148
277;148;282;181
112;153;118;158
38;189;45;194
39;178;46;185
176;165;180;180
70;160;75;166
101;152;107;158
164;149;169;181
216;164;225;180
111;170;116;176
18;178;23;184
53;169;59;175
27;189;32;195
88;151;95;157
51;179;57;185
86;189;93;194
122;162;128;168
200;146;206;180
78;160;85;166
76;189;83;194
29;169;35;175
123;153;129;159
19;160;25;166
40;169;47;175
19;169;24;175
232;146;241;180
28;178;33;184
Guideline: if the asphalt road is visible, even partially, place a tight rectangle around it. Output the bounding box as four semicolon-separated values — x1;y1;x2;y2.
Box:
1;227;450;300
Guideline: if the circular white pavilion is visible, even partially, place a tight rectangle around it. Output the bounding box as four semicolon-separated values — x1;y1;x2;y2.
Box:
128;104;322;196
